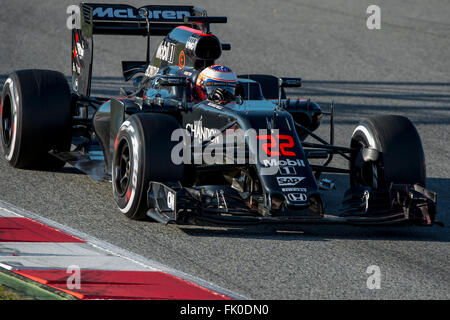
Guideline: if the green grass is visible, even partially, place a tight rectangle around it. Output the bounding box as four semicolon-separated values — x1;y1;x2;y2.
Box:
0;271;75;300
0;284;24;300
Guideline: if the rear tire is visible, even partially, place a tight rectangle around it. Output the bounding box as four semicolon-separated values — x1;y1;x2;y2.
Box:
238;74;286;99
1;70;72;169
112;113;184;220
350;115;426;188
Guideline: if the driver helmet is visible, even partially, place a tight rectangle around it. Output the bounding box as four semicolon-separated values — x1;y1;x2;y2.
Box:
196;65;238;101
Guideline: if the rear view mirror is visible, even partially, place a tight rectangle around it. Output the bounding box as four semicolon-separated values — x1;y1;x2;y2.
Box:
157;76;188;110
158;76;188;87
278;77;302;108
279;77;302;88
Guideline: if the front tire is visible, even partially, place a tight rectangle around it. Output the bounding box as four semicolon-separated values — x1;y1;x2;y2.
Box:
350;115;426;188
112;113;184;220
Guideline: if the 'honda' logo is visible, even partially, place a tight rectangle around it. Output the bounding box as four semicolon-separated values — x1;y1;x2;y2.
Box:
287;193;307;202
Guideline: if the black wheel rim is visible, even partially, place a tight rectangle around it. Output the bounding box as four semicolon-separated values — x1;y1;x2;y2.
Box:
354;139;378;188
115;139;132;197
1;95;13;148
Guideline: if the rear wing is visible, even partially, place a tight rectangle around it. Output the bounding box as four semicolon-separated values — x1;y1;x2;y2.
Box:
72;3;214;96
80;3;206;36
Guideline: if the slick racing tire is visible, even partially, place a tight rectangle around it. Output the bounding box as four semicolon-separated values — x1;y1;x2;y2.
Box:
112;113;184;220
1;70;72;169
350;115;426;188
238;74;286;99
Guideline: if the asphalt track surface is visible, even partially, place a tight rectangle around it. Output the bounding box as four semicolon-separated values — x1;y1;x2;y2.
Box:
0;0;449;299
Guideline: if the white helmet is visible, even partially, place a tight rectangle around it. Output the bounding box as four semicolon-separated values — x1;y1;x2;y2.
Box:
196;65;238;100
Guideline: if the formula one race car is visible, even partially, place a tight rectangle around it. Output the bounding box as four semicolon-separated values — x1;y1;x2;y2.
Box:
0;3;437;226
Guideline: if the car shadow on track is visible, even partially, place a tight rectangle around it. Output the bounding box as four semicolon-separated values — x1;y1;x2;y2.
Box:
178;223;450;243
289;80;450;126
0;74;128;98
0;143;85;176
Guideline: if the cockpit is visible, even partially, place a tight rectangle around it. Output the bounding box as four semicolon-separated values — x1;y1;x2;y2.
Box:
144;66;267;103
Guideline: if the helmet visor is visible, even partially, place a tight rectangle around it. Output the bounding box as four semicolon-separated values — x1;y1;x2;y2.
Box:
204;80;236;96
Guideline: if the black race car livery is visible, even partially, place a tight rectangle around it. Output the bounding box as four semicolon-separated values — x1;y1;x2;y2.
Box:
1;3;437;226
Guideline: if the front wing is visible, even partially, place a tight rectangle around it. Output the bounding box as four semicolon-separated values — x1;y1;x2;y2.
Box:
146;182;437;226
